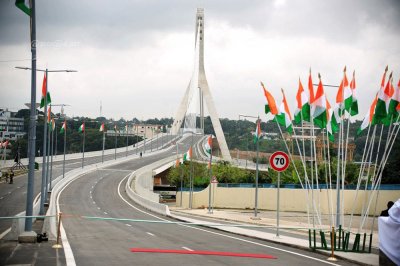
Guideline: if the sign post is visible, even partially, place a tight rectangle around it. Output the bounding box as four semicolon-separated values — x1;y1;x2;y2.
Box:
269;151;290;237
209;176;218;214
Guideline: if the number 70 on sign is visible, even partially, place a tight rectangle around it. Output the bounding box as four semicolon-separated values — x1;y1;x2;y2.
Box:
269;151;290;172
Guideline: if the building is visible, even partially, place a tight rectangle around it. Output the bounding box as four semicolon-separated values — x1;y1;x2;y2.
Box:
0;109;25;140
131;124;162;138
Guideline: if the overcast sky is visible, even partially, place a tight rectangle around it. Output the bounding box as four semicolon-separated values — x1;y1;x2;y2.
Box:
0;0;399;122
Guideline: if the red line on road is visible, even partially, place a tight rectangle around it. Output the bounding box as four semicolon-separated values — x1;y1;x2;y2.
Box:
130;248;277;259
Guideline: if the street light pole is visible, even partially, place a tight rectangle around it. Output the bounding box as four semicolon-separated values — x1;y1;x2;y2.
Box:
24;0;37;232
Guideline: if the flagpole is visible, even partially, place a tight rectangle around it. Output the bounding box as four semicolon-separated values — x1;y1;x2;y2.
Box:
254;117;260;218
208;136;213;214
49;119;54;191
82;121;85;168
45;106;51;197
62;119;66;178
126;124;128;157
114;127;117;160
102;130;105;163
39;68;48;216
136;124;139;155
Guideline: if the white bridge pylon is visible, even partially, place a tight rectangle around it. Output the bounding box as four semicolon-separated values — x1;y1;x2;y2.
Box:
171;8;232;161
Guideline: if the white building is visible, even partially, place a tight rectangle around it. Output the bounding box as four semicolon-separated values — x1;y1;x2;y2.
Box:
0;109;25;140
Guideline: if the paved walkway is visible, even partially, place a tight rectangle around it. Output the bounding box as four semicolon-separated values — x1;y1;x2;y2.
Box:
169;207;380;266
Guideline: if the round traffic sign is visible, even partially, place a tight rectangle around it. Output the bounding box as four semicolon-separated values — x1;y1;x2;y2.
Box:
269;151;290;172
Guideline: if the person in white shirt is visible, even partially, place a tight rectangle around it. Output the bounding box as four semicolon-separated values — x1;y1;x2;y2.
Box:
378;198;400;265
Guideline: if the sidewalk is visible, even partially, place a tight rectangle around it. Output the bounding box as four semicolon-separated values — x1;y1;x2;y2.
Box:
169;207;379;266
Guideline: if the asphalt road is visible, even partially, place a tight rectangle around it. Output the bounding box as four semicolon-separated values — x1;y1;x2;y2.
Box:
0;134;178;236
59;139;354;266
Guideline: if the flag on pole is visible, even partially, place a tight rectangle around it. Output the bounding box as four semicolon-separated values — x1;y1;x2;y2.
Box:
335;67;352;114
78;123;85;133
326;99;341;142
175;158;181;168
388;79;399;118
311;74;328;129
47;106;52;125
358;95;378;135
60;121;66;133
260;82;278;115
15;0;31;16
253;119;261;144
373;67;390;124
125;124;128;132
2;140;9;148
51;119;55;132
205;135;212;155
308;69;315;105
275;89;293;134
294;78;310;123
183;147;192;161
349;71;359;116
99;123;105;132
40;73;51;108
114;124;118;132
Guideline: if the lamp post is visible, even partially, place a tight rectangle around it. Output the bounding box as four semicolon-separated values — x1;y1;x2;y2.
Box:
15;67;76;217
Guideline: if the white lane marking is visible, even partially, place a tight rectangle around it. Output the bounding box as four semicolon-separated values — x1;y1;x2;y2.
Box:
0;227;11;239
17;186;21;189
117;174;340;266
104;212;108;215
92;201;96;204
125;224;132;227
182;246;193;251
90;196;92;199
97;207;101;210
146;232;155;236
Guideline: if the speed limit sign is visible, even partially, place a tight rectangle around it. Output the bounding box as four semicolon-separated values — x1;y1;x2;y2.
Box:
269;151;290;172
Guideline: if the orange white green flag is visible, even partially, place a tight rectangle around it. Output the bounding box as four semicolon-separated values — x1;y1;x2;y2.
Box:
183;147;192;161
40;73;51;108
311;74;328;129
260;82;278;116
388;79;400;119
60;121;66;134
78;123;85;133
99;123;105;132
294;78;310;124
349;71;359;116
205;135;212;155
335;67;352;114
373;67;390;125
51;119;55;132
274;89;293;134
358;95;378;135
253;119;261;144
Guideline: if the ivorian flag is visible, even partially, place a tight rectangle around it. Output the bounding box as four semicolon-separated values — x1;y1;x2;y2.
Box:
15;0;31;16
40;73;51;108
326;99;340;142
311;75;328;129
274;89;293;134
51;119;55;132
308;69;315;105
387;79;399;119
47;106;51;125
294;78;310;124
253;119;261;144
114;124;118;132
335;67;352;114
99;123;105;132
372;68;390;125
205;135;212;155
260;82;278;116
60;121;66;134
349;71;359;116
183;147;192;161
358;95;378;135
78;123;85;133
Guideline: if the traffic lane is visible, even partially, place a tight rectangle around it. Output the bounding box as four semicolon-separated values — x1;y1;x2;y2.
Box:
116;176;354;266
60;164;351;266
0;168;63;234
